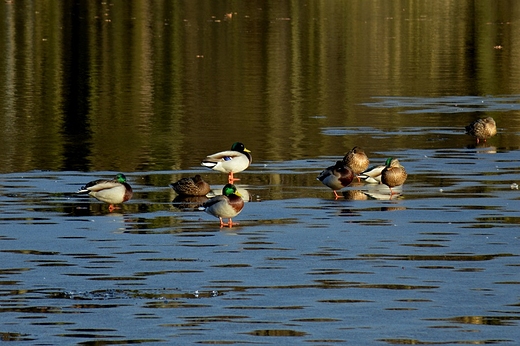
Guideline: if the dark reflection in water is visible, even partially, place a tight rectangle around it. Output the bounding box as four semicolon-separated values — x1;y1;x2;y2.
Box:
1;1;520;345
2;3;520;172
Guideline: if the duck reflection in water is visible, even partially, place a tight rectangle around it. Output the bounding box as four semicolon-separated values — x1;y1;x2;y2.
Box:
171;174;211;210
341;188;404;201
172;195;209;211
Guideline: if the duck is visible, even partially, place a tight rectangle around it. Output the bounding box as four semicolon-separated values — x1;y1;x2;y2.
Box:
170;174;210;196
343;146;370;181
358;163;386;184
317;160;355;199
201;184;244;227
77;173;133;212
201;142;252;184
465;117;497;143
381;158;407;195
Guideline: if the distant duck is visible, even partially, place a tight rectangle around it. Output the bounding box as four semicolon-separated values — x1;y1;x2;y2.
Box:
465;117;497;143
77;173;133;212
343;146;369;181
358;163;386;184
201;184;244;227
201;142;252;184
317;160;355;199
381;158;407;195
170;174;210;196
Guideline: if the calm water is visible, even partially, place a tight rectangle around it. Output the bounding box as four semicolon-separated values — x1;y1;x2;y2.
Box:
1;1;520;344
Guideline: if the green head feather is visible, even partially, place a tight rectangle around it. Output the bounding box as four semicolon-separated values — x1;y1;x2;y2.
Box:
231;142;250;153
115;173;127;183
385;157;393;166
222;183;240;197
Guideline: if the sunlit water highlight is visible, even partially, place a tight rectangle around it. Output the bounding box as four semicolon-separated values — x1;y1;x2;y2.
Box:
1;138;519;344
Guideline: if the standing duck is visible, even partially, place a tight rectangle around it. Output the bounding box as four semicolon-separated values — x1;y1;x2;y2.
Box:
77;173;133;212
381;158;407;195
317;160;355;199
201;142;252;184
201;184;244;227
170;174;210;196
465;117;497;143
343;146;370;182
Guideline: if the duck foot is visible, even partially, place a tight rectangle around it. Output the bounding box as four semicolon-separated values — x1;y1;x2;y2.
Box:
219;218;238;228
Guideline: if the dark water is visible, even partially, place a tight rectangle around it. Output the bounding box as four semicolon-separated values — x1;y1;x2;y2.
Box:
1;1;520;344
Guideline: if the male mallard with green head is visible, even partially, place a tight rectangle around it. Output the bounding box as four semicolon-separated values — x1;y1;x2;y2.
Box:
343;146;370;182
77;173;133;212
171;174;210;196
201;142;252;184
465;117;497;143
317;160;355;199
381;158;407;195
201;183;244;227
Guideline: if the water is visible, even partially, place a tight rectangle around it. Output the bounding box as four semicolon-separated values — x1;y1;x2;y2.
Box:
1;144;520;344
1;1;520;344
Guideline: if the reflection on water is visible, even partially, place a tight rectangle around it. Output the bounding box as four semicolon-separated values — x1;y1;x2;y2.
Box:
1;0;520;344
1;142;520;344
2;2;520;172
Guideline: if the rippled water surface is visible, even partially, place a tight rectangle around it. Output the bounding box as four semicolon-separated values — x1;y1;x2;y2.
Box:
1;137;520;344
2;1;520;344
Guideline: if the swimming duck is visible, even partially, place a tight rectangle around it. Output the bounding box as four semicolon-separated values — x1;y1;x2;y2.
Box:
201;142;252;184
343;146;370;182
77;173;133;212
317;160;355;199
358;163;386;184
381;158;407;195
465;117;497;143
170;174;210;196
201;184;244;227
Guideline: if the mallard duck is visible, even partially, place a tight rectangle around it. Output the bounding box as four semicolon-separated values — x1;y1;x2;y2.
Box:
465;117;497;143
358;163;386;184
170;174;210;196
317;160;355;199
343;146;369;181
201;184;244;227
77;173;133;212
201;142;252;184
381;158;407;195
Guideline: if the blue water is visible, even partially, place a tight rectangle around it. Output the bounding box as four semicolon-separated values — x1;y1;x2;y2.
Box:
1;145;519;344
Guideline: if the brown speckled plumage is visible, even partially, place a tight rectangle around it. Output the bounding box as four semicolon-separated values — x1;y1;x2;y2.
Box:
381;158;407;195
171;175;211;196
465;117;496;143
343;146;370;176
